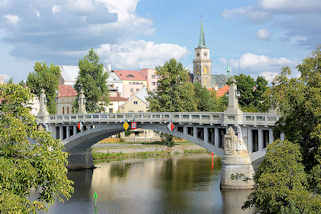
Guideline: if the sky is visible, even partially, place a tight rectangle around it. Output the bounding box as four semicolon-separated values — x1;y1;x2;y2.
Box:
0;0;320;83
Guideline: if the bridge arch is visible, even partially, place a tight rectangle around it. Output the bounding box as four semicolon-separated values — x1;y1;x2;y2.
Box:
61;123;227;169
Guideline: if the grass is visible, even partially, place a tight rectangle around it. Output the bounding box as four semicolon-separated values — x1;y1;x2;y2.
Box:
92;151;172;163
92;149;220;164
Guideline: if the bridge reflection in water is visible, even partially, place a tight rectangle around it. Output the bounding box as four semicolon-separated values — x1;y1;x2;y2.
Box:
47;155;255;214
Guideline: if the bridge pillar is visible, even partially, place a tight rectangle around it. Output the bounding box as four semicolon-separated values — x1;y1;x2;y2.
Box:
258;128;263;151
67;150;94;170
280;132;285;141
214;127;219;147
220;127;255;190
204;127;209;144
247;128;253;153
183;126;188;136
73;126;77;136
67;126;71;138
193;126;197;138
59;126;63;140
269;128;274;144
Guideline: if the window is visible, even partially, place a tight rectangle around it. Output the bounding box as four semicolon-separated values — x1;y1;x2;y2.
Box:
204;52;207;57
133;101;138;104
197;53;200;57
127;74;135;78
67;107;70;114
136;88;139;91
152;82;156;86
152;75;156;79
130;88;134;92
62;107;65;114
109;108;113;113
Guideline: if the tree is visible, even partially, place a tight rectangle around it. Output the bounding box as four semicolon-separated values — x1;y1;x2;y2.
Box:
26;62;61;114
227;74;269;112
147;59;197;146
74;49;109;113
243;140;321;213
193;82;217;111
147;58;197;112
0;84;73;213
244;47;321;212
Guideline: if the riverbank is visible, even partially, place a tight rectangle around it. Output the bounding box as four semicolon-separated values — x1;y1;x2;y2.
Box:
91;141;221;165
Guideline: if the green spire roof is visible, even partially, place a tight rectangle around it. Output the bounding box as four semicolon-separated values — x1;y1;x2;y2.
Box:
198;22;206;48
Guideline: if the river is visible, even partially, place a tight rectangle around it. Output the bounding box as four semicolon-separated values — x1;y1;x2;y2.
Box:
47;154;254;214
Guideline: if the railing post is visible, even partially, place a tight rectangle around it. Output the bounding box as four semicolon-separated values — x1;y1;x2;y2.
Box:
59;126;63;140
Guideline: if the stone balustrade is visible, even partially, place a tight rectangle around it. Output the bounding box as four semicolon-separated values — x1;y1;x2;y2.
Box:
45;111;279;127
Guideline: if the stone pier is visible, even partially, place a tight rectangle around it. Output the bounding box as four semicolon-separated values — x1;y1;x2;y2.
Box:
220;127;255;190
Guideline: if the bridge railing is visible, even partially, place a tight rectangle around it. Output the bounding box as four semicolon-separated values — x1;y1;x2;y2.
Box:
47;112;279;126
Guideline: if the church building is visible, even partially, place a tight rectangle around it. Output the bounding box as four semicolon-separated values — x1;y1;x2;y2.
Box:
193;23;212;89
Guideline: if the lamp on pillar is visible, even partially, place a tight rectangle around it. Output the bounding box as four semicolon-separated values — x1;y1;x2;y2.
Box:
37;89;49;122
78;88;87;114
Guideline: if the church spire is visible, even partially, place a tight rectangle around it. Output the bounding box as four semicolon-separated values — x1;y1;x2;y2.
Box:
198;22;206;48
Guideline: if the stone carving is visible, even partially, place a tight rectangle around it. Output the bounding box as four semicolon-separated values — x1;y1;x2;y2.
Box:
221;126;255;190
78;89;86;114
37;89;49;120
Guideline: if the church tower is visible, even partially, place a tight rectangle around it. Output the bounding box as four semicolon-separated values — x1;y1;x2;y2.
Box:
193;23;212;89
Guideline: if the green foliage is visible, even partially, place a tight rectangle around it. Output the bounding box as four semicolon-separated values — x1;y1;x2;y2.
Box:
268;47;321;178
26;62;61;114
74;49;109;113
147;58;197;112
243;140;321;213
193;82;224;111
244;47;321;213
228;74;269;112
0;84;73;213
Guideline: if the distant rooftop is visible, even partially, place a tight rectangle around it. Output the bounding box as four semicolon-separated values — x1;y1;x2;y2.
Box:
113;70;146;81
58;84;77;98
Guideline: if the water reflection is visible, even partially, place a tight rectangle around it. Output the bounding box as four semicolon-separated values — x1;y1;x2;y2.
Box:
48;155;253;214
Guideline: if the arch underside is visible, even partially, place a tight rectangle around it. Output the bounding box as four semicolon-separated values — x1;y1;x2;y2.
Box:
61;123;263;161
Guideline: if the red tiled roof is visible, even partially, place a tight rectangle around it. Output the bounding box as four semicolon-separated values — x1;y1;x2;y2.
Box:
109;96;128;102
113;70;146;81
216;85;230;98
58;85;77;98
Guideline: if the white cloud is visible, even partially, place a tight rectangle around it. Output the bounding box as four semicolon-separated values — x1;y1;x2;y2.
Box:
96;40;188;69
52;5;61;14
222;0;321;48
222;6;270;22
3;14;19;24
256;28;271;40
261;71;278;82
260;0;321;12
239;53;294;69
35;10;40;17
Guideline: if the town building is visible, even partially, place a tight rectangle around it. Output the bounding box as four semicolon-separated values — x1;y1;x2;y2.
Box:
113;70;147;98
141;68;159;92
57;84;77;114
119;87;160;142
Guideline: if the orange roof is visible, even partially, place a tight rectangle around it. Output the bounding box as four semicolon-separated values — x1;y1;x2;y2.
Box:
216;85;230;98
113;70;146;81
109;96;128;102
58;85;77;98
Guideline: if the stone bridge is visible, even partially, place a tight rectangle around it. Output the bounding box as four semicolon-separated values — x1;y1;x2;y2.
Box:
36;81;282;189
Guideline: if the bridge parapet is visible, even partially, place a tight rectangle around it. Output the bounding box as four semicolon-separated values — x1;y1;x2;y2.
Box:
44;111;279;127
